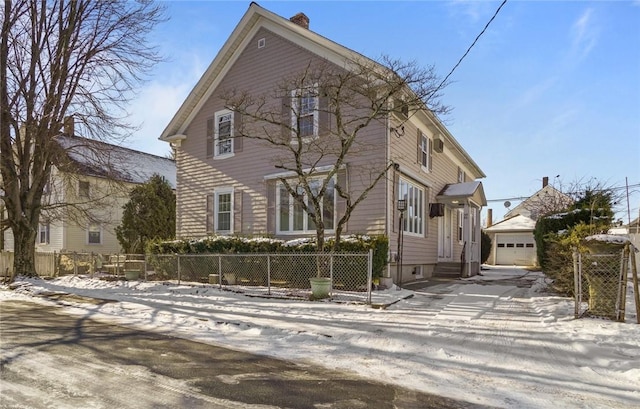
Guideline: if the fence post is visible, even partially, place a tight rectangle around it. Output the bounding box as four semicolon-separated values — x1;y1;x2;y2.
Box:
572;248;579;318
218;255;222;288
367;249;373;305
73;252;78;276
267;254;271;295
177;254;181;284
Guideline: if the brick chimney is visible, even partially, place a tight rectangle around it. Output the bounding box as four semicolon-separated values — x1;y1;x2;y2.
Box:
290;12;309;29
542;176;549;188
486;208;493;227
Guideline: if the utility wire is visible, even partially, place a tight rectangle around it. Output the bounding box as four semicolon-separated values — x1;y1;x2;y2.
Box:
486;183;640;203
430;0;509;98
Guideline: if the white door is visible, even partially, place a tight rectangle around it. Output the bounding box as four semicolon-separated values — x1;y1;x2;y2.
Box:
438;208;453;260
495;233;536;265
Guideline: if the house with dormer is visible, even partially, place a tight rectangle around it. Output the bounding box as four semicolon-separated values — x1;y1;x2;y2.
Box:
160;3;486;282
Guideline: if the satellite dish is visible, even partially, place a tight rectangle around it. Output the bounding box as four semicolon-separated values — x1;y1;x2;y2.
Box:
504;201;511;209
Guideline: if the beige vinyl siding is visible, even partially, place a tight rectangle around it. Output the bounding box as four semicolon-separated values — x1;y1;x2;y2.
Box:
387;114;475;267
176;27;387;239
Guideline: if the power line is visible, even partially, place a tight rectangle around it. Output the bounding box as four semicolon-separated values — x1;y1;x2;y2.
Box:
431;0;509;98
486;183;640;203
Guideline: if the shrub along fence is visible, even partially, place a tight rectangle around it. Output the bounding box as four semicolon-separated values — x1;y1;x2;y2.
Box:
572;239;640;323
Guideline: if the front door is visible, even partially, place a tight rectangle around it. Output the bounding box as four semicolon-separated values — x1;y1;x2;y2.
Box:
438;207;453;260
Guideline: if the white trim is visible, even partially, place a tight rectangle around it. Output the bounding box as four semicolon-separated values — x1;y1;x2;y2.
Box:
396;167;433;189
275;177;336;235
87;223;102;245
214;109;234;158
398;177;425;237
214;187;234;234
263;164;345;181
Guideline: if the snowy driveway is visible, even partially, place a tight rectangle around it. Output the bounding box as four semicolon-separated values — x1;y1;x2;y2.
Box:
1;266;639;409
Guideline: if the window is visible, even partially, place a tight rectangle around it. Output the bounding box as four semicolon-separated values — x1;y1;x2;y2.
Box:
471;208;477;242
215;110;233;157
458;167;466;183
79;181;90;198
418;130;432;171
277;178;335;233
215;189;233;233
457;209;464;242
398;178;424;236
38;223;50;244
291;87;318;139
87;224;101;245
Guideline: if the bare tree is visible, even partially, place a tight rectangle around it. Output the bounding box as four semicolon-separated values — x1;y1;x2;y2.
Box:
0;0;164;280
221;56;449;252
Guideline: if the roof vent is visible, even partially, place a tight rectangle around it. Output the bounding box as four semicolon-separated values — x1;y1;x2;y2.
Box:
290;12;309;29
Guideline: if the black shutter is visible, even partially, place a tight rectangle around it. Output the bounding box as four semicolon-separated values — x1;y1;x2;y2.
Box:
234;112;243;152
206;118;214;158
266;180;276;233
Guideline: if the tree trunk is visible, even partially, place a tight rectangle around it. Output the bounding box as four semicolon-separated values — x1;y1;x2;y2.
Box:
12;224;38;280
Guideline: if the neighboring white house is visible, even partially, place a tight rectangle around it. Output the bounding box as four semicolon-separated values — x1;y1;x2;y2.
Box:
2;134;175;254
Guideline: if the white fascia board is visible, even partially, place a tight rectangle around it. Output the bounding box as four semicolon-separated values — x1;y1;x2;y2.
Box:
263;164;345;180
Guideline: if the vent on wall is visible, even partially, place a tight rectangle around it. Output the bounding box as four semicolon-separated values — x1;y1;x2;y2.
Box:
433;138;444;153
257;38;266;49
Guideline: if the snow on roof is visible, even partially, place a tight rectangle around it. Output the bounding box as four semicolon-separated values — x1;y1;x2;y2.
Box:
56;135;176;188
437;181;482;197
484;214;536;232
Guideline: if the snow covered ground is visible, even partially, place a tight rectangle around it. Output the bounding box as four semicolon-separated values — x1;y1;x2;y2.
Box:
2;266;639;409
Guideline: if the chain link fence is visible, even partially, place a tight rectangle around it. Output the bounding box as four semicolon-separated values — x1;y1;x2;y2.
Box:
144;252;373;303
573;247;631;321
20;250;373;304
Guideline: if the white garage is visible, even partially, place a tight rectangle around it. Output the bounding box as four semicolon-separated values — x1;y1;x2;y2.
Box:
494;233;536;265
484;215;538;266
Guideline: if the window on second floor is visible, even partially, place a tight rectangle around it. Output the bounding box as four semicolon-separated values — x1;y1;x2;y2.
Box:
418;130;432;172
291;87;319;139
207;110;235;159
277;177;335;234
458;167;466;183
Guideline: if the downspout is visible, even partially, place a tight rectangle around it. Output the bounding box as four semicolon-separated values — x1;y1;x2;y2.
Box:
385;111;392;279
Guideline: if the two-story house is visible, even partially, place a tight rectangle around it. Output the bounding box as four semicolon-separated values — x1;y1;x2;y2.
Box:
160;3;486;282
2;127;176;255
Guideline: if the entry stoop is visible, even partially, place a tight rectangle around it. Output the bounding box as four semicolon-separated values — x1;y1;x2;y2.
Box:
432;262;463;278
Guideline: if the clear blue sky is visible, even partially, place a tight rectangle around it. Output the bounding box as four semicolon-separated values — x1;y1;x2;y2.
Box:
127;0;640;224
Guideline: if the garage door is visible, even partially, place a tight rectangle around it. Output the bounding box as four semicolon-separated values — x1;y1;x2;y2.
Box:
495;233;536;265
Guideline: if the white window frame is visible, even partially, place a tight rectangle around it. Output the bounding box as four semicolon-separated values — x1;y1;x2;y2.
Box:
276;177;335;234
420;134;430;171
291;86;319;140
457;209;464;243
214;109;234;159
398;178;425;236
458;167;466;183
214;187;234;233
38;223;50;245
87;223;102;245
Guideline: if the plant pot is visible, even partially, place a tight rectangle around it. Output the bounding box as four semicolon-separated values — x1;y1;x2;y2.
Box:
379;277;393;290
225;273;236;285
310;277;332;299
209;274;220;284
125;270;139;281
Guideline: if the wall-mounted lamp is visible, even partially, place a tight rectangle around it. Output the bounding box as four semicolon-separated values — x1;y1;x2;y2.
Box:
397;199;407;212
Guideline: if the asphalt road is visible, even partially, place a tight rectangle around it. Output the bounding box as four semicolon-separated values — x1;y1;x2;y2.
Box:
0;300;489;409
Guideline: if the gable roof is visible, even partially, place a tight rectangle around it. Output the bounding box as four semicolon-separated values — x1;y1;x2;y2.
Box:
504;184;572;220
55;135;176;188
484;214;536;232
436;181;487;207
159;2;485;179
